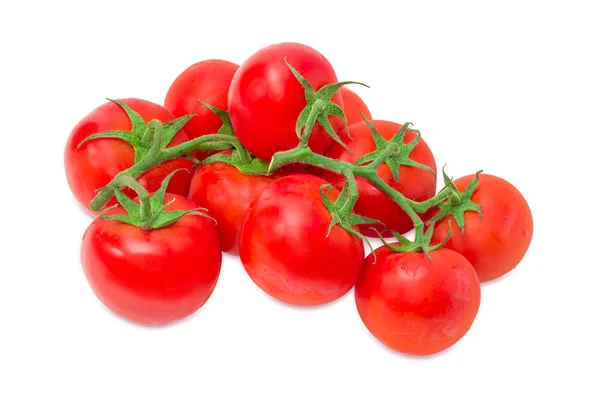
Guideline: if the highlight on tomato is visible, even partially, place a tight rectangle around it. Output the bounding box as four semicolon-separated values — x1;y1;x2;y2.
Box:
239;174;365;306
429;173;534;282
81;173;222;325
322;119;437;236
355;244;481;356
228;42;346;161
64;98;194;214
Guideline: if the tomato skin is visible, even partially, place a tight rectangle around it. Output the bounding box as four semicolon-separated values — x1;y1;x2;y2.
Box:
188;155;278;255
228;42;344;161
340;87;372;126
431;174;533;282
355;246;481;355
164;59;239;140
81;195;222;325
239;174;365;306
323;120;437;236
64;98;194;214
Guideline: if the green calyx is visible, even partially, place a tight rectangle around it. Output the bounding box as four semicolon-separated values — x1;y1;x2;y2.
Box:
374;224;453;258
87;114;240;213
320;170;382;253
355;119;436;182
198;101;235;136
78;99;194;164
285;59;368;153
195;101;271;176
99;170;214;230
426;167;483;233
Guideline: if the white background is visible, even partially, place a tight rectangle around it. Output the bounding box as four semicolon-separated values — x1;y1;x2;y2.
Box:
1;1;598;402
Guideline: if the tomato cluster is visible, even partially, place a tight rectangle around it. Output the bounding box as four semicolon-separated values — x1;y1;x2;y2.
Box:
64;42;533;356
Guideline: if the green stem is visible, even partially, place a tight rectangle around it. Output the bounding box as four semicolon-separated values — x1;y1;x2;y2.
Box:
406;186;454;213
89;133;238;212
269;143;453;243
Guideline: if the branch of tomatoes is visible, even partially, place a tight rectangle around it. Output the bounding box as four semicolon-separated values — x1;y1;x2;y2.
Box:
85;65;481;256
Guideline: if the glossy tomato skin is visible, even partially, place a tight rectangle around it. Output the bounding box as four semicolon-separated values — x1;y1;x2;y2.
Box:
239;174;365;306
64;98;194;214
164;59;239;140
431;174;533;282
81;195;222;325
340;87;372;126
323;120;437;236
228;42;344;161
355;246;481;356
189;153;280;255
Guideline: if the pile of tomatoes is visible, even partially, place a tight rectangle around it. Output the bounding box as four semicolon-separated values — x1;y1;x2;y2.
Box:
64;42;533;356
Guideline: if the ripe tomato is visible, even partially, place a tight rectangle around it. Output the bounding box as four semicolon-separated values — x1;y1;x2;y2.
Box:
188;152;282;255
323;120;437;236
228;42;344;161
340;87;372;126
64;98;194;214
355;245;481;356
430;173;533;282
164;59;239;139
81;194;222;325
239;174;364;306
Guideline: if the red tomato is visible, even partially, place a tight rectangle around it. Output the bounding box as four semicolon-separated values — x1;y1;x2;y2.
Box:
323;120;437;236
81;194;222;325
188;153;281;255
430;174;533;282
164;59;239;139
355;245;481;355
239;174;365;306
228;42;344;161
64;98;194;214
340;87;372;126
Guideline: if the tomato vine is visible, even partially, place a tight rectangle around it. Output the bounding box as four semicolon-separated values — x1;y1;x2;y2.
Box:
85;64;481;253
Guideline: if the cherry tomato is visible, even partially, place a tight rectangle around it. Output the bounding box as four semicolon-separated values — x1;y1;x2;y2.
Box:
164;59;239;140
64;98;194;214
81;194;222;325
355;245;481;355
188;152;284;255
431;173;533;282
239;174;364;306
340;87;372;126
323;120;437;236
228;42;343;161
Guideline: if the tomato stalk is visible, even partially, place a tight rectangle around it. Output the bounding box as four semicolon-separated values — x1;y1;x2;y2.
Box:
88;120;241;212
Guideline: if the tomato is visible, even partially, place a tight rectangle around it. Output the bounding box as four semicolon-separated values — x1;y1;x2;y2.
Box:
81;194;222;325
340;87;372;126
64;98;194;214
239;174;364;305
228;42;344;162
322;120;437;236
355;245;481;355
430;173;533;282
164;59;239;139
188;152;283;255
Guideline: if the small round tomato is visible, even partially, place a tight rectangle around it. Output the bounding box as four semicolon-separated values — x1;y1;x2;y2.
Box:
239;174;364;306
64;98;194;214
81;194;222;325
355;245;481;356
323;120;437;236
164;59;239;139
188;153;282;255
228;42;344;161
430;173;533;282
340;87;372;126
